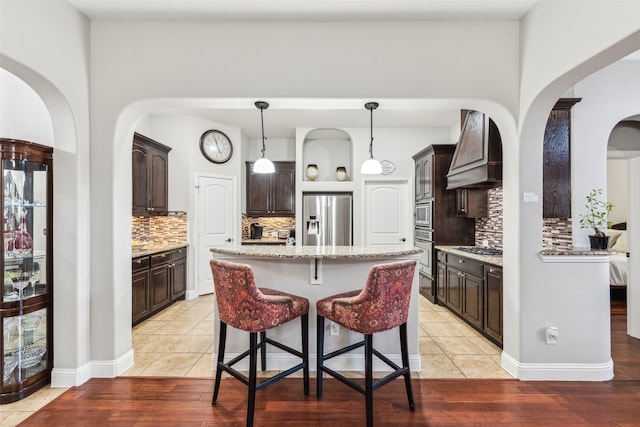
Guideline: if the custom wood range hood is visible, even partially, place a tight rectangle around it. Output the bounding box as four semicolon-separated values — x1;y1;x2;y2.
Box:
446;110;503;189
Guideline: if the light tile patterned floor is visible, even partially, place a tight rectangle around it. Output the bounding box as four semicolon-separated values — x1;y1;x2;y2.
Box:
1;293;510;425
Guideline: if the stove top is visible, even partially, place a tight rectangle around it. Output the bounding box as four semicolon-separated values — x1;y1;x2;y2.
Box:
456;247;503;256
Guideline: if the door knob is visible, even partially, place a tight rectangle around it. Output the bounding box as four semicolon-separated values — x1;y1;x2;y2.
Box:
400;237;406;242
225;238;232;243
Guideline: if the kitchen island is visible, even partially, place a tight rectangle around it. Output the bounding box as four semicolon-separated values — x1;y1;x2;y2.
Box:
209;245;422;372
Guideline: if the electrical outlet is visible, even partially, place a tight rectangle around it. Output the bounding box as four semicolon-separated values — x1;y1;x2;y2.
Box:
330;322;339;336
545;326;558;344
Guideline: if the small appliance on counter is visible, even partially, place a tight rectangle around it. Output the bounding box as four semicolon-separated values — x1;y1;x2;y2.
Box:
250;223;263;239
278;230;289;239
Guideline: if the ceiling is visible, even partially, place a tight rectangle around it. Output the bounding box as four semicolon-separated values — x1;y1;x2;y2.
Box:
65;1;638;140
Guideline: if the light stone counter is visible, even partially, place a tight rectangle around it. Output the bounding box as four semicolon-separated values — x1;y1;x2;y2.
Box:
208;245;422;373
131;242;188;258
211;244;422;259
435;245;503;267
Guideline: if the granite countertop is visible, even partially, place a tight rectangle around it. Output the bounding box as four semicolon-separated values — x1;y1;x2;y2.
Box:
132;242;188;258
539;248;613;256
436;245;503;267
241;238;287;245
210;245;422;260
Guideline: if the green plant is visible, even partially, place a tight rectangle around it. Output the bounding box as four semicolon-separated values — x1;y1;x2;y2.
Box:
579;189;613;236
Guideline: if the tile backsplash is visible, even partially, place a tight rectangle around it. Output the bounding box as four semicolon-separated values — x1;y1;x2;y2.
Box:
475;187;503;249
132;211;187;244
242;216;295;239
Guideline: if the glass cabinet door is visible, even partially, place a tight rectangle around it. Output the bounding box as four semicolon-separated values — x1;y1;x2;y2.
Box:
3;159;48;303
1;139;53;403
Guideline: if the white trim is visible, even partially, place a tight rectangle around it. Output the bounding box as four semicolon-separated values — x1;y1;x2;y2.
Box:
51;362;93;387
502;352;614;381
92;349;135;378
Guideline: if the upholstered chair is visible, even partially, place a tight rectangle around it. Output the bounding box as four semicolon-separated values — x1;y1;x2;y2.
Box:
210;259;309;427
316;260;417;427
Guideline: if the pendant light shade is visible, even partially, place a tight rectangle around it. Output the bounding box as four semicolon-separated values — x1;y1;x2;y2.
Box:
254;101;275;174
360;101;382;175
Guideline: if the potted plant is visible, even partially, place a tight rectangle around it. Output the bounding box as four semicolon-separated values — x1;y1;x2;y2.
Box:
579;188;614;250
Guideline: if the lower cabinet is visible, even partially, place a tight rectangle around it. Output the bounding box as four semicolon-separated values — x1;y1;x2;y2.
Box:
436;250;503;347
132;246;187;325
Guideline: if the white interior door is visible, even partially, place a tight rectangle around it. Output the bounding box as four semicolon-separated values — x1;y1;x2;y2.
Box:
196;175;236;295
364;180;410;246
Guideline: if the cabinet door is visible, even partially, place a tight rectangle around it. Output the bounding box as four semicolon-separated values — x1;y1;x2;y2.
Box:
171;256;186;300
132;144;149;215
422;154;434;199
462;273;483;329
149;265;171;312
446;266;462;315
456;189;488;218
246;164;271;215
436;262;447;303
484;266;503;345
132;270;150;324
414;160;423;201
271;164;295;216
148;148;169;214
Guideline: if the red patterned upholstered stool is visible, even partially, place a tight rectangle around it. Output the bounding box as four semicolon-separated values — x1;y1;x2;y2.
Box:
316;260;417;427
209;259;310;427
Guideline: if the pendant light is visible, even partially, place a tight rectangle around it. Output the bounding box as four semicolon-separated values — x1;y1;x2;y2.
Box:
360;101;382;175
253;101;275;174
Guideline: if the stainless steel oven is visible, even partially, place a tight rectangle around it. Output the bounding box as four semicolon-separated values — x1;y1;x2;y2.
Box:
414;227;433;278
415;201;433;228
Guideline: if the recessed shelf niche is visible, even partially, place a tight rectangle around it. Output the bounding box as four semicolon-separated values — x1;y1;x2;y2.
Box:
302;129;353;182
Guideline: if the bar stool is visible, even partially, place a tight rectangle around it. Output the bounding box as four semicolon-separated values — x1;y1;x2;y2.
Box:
316;260;417;427
209;259;310;427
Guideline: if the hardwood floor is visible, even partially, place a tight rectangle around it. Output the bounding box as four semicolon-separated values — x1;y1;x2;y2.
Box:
17;298;640;426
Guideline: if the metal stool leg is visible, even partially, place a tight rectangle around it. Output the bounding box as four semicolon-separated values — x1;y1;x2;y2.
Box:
400;323;415;411
212;321;227;405
247;332;258;427
260;331;267;371
302;313;309;395
316;314;325;399
365;334;374;427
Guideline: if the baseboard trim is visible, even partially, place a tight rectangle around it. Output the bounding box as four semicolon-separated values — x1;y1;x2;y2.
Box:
502;352;614;381
51;361;93;388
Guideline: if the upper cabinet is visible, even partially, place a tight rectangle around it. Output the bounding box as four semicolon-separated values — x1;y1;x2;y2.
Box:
132;133;172;216
446;110;502;190
246;161;295;217
543;98;581;219
413;149;433;201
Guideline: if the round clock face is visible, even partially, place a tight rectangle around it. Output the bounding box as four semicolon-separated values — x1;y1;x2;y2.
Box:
200;130;233;164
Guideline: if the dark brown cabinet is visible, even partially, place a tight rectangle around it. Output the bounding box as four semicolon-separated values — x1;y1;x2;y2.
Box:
456;188;488;218
543;98;581;218
1;139;53;403
436;249;502;347
414;152;433;201
132;247;186;325
413;145;475;304
484;265;503;344
246;161;295;216
132;133;171;216
132;256;151;324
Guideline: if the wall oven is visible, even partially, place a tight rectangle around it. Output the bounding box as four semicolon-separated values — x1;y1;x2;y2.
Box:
414;227;433;278
415;201;432;228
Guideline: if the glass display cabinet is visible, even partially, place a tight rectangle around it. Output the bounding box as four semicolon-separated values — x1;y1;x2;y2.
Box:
0;138;52;403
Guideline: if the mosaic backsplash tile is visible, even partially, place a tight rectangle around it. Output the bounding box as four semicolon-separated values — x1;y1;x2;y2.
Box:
132;212;187;244
242;216;296;239
542;218;573;250
475;187;503;249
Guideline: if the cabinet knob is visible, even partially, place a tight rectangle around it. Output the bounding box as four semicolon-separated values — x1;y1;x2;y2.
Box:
136;260;142;264
489;268;496;273
458;259;464;263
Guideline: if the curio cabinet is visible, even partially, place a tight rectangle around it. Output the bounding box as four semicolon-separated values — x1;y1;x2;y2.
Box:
1;139;53;403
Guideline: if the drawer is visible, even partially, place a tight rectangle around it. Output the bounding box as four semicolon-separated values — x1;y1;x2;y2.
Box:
436;250;447;264
151;251;172;267
171;247;187;261
447;254;483;277
132;256;150;272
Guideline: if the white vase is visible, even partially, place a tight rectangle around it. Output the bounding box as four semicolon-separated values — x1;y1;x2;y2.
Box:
306;164;319;181
335;166;348;181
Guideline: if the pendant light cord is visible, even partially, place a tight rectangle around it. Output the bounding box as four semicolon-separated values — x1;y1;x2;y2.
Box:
260;107;267;159
369;106;374;159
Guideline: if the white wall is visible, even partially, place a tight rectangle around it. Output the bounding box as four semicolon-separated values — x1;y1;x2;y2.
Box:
607;159;629;225
0;0;93;386
2;0;640;386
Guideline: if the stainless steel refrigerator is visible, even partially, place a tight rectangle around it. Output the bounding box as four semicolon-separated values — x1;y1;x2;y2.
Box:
302;193;353;246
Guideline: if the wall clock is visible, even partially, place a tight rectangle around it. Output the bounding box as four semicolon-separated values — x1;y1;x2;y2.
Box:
199;130;233;164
